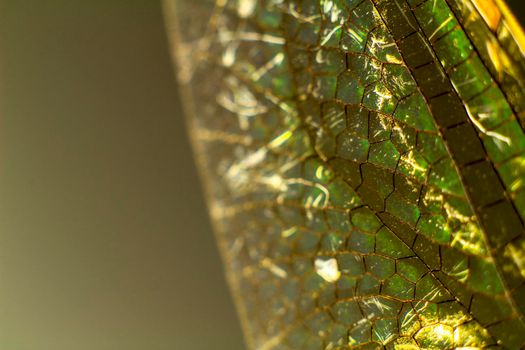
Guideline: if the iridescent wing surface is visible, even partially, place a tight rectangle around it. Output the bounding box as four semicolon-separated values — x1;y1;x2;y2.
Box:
164;0;525;348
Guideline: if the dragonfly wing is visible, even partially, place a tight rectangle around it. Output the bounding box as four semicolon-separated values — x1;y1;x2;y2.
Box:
164;0;525;348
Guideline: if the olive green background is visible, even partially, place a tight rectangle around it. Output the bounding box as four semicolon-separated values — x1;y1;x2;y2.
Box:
0;1;523;350
510;0;525;24
0;1;243;349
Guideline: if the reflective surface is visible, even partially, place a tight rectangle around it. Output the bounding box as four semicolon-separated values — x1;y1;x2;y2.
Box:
165;0;525;348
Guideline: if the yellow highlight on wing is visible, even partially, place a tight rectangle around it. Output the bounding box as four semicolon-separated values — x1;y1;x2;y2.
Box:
474;0;525;57
472;0;501;31
494;0;525;56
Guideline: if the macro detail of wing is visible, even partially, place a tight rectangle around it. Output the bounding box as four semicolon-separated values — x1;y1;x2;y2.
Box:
163;0;525;349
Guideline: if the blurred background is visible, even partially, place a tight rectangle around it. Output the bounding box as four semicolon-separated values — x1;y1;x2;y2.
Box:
0;1;523;350
0;1;243;349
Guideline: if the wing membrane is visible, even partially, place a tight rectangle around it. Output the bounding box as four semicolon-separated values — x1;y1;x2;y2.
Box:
164;0;525;348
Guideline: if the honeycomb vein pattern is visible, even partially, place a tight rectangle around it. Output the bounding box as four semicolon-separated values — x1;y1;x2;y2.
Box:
164;0;525;348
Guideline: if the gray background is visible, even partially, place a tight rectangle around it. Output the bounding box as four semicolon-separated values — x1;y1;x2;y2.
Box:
0;1;523;349
0;1;243;349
